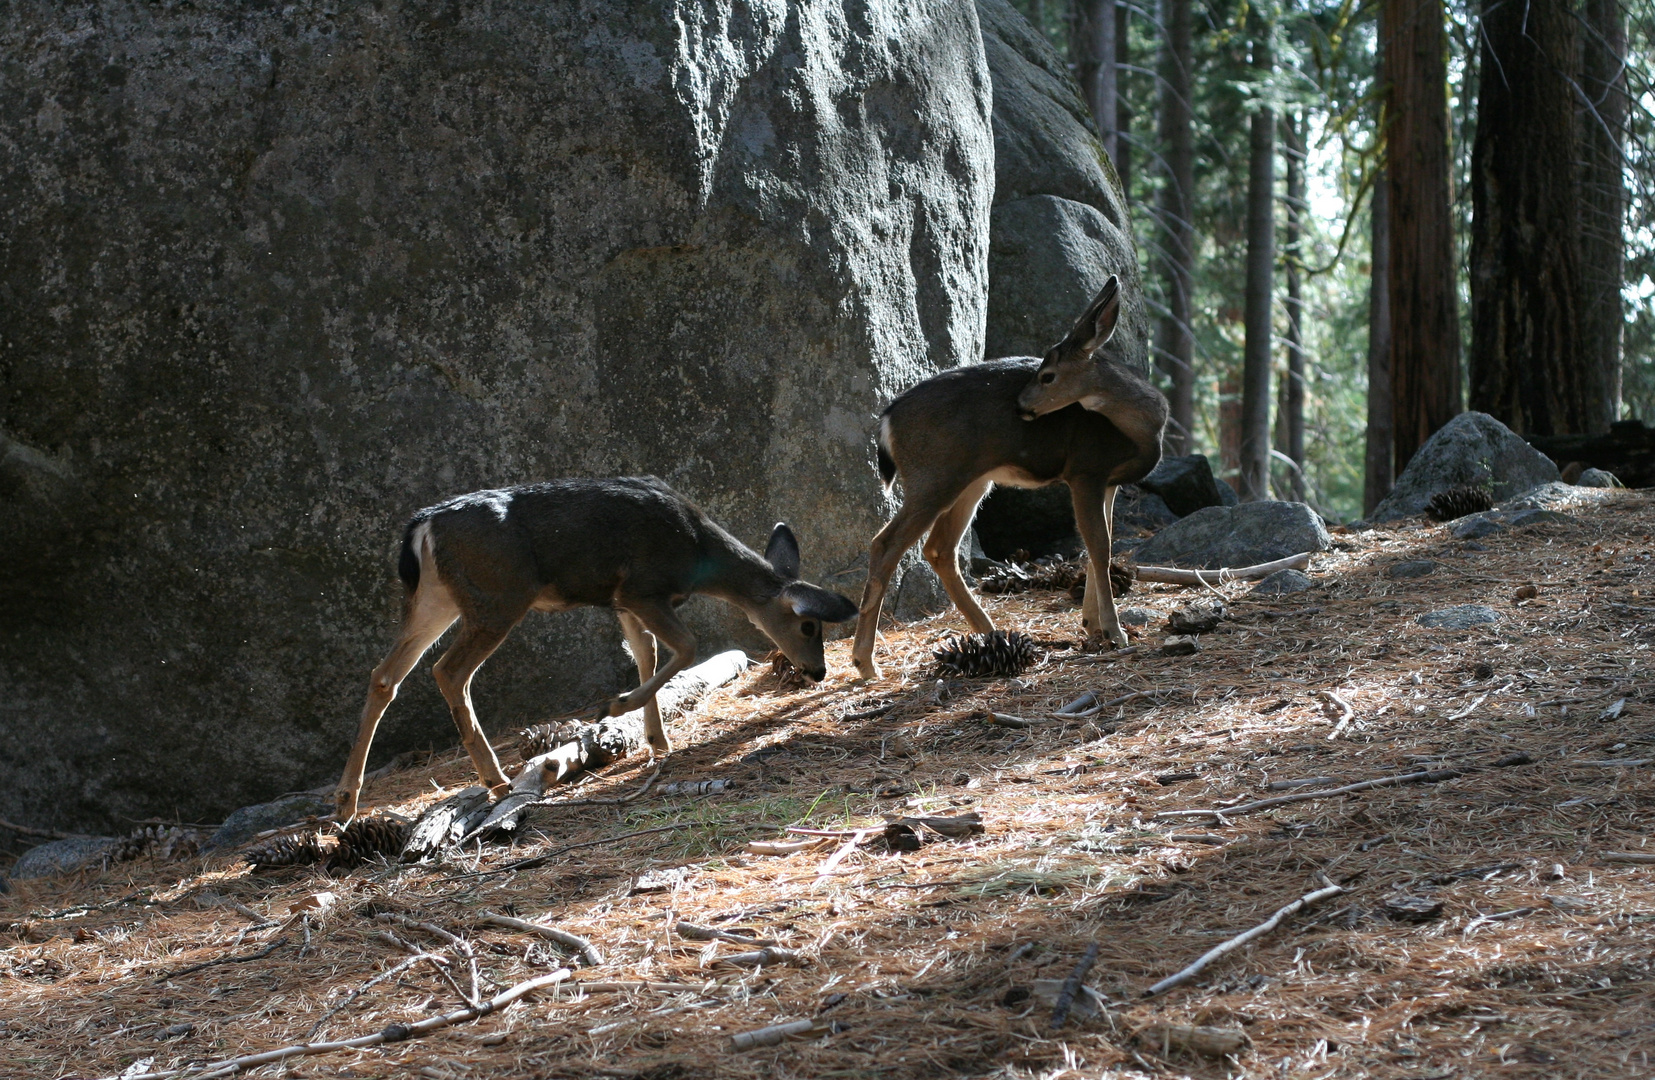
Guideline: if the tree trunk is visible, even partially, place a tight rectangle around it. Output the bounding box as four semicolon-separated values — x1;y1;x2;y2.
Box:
1115;1;1132;199
1154;0;1195;453
1579;0;1628;423
1383;0;1461;469
1364;172;1394;516
1468;0;1594;434
1280;112;1306;501
1239;33;1275;501
1081;0;1117;160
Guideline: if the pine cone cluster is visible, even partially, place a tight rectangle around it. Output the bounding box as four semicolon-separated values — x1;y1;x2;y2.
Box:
326;816;412;870
519;719;586;758
110;825;206;864
980;556;1132;600
1426;484;1494;521
934;630;1040;678
243;830;330;870
766;650;812;692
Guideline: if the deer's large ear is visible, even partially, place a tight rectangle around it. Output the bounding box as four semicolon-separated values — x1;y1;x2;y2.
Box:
784;583;859;623
1064;275;1120;355
765;522;801;580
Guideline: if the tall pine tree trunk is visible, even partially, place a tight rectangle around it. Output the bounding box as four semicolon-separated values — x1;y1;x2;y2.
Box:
1469;0;1595;434
1365;173;1394;516
1079;0;1117;159
1383;0;1460;469
1580;0;1628;423
1154;0;1195;453
1239;32;1276;501
1115;2;1132;199
1280;113;1306;501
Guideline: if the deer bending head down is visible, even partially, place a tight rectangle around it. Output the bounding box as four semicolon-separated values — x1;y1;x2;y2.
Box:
336;476;858;822
850;277;1170;680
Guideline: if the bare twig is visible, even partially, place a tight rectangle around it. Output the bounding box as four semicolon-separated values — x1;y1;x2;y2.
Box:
715;947;806;968
375;914;481;1006
1317;690;1354;739
1154;769;1464;821
1601;851;1655;864
1050;942;1100;1028
1132;552;1312;586
101;968;572;1080
1143;884;1344;997
478;913;604;966
730;1018;825;1050
1463;906;1537;935
154;938;288;983
441;822;702;881
0;815;90;841
304;952;449;1040
674;921;778;947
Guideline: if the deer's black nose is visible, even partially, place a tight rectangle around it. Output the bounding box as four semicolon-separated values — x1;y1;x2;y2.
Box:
1018;409;1037;422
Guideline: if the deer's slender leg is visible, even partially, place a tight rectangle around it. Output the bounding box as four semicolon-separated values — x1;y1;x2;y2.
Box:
921;477;996;635
852;491;954;680
431;617;523;799
337;587;459;822
616;610;666;754
1070;478;1126;648
609;601;697;721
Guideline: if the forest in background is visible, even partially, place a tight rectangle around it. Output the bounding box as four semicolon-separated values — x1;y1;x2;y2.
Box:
1008;0;1655;521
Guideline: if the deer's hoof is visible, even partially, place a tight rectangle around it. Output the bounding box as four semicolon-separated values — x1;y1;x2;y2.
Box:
335;788;360;825
851;658;882;682
646;732;672;755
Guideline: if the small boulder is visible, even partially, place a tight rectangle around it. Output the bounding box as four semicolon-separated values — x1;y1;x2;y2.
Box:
1507;508;1579;529
1168;601;1225;634
1113;487;1179;532
1385;560;1440;580
1132;501;1332;570
10;836;120;880
1137;454;1227;518
203;791;336;852
1450;514;1506;540
1117;606;1154;626
1371;412;1561;522
892;562;950;622
1250;569;1314;595
1417;604;1501;630
1576;467;1623;488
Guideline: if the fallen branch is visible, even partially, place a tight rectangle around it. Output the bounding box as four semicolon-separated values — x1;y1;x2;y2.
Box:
0;815;90;841
730;1018;825;1050
442;821;702;881
304;951;448;1040
1463;906;1536;935
747;837;832;856
1143;884;1344;997
715;947;806;968
1317;690;1354;739
1050;942;1100;1029
1053;688;1187;719
1131;552;1312;587
988;712;1045;729
104;968;571;1080
674;921;778;947
478;913;603;966
573;980;718;994
1569;758;1653;768
155;938;288;983
1154;769;1463;822
1134;1023;1250;1059
376;914;481;1006
1601;851;1655;864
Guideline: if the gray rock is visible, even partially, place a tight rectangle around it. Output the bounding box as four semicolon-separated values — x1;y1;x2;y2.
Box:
202;792;337;853
1117;607;1154;626
977;0;1146;370
1450;514;1507;540
1500;481;1609;512
1417;605;1501;630
10;837;120;880
891;562;951;623
1576;467;1624;488
1372;412;1561;521
0;2;994;829
1132;502;1332;570
1114;488;1179;533
1385;560;1440;579
975;484;1084;560
1217;479;1240;507
1250;569;1314;595
1138;454;1227;517
1508;508;1579;529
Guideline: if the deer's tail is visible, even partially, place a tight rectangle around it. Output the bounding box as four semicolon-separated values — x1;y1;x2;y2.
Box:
397;519;425;591
875;414;897;490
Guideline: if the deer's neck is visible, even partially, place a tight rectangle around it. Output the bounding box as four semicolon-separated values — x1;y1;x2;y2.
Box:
1082;364;1171;467
693;528;786;612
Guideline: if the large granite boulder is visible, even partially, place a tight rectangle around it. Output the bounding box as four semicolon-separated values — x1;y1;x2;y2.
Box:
1372;412;1561;522
1137;454;1228;518
976;0;1148;369
1132;502;1333;569
0;2;993;831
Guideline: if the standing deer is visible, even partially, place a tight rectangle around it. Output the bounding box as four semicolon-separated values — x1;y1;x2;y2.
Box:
336;476;858;822
851;277;1168;679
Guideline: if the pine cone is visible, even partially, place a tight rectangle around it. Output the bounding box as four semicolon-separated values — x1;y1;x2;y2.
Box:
766;650;811;692
933;630;1039;678
244;831;328;870
1108;559;1134;598
1426;484;1494;521
326;816;412;870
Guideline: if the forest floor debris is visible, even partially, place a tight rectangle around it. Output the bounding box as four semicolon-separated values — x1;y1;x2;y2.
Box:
6;490;1655;1078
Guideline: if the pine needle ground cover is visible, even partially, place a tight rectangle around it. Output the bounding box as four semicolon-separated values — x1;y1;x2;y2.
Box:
6;489;1655;1079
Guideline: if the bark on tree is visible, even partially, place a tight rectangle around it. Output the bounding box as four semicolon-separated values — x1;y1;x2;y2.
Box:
1365;172;1394;516
1082;0;1118;161
1469;0;1597;434
1239;32;1276;501
1154;0;1196;453
1382;0;1461;469
1277;113;1307;502
1115;1;1132;200
1579;0;1628;423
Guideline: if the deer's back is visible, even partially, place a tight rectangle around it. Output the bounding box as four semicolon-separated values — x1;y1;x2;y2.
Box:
412;477;717;607
881;359;1138;487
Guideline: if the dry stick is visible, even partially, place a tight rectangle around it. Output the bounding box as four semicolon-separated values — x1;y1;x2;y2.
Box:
478;913;604;966
103;968;572;1080
441;821;701;881
304;952;448;1040
1601;851;1655;864
1050;942;1101;1029
1143;884;1345;998
539;760;666;809
1132;551;1312;587
1317;690;1355;739
674;920;778;947
0;815;89;841
154;938;288;983
816;829;880;877
376;914;481;1006
573;981;717;994
730;1018;825;1050
1570;758;1654;768
1463;906;1536;935
1153;769;1464;822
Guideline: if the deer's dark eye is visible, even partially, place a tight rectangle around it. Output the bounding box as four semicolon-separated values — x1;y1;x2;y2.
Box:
1040;371;1056;384
801;621;818;638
